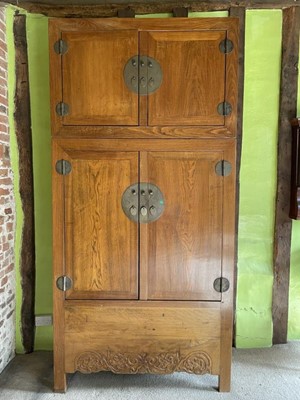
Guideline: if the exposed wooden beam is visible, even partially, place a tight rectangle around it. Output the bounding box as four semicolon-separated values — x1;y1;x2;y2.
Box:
173;7;189;17
229;5;245;348
117;6;135;17
13;14;36;353
2;1;299;17
272;6;300;345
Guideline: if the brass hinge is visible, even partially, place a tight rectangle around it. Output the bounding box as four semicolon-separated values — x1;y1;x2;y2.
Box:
219;39;234;54
54;39;68;55
213;277;230;293
215;160;232;177
56;102;69;117
55;159;72;175
56;276;72;291
217;101;232;116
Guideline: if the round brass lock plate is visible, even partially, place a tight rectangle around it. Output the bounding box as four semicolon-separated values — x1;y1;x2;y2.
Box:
124;55;163;95
121;182;165;223
121;183;139;223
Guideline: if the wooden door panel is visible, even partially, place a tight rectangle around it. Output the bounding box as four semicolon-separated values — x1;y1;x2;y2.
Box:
141;151;224;301
64;150;138;299
62;31;138;126
147;31;226;126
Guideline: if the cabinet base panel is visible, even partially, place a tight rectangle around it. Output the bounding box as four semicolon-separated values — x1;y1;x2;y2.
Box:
54;302;232;392
74;349;212;375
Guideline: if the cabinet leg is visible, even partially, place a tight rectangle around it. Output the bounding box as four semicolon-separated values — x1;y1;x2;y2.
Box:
54;370;67;393
218;372;231;393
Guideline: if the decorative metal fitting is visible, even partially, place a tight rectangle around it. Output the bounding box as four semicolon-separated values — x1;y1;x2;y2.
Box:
124;55;163;95
55;160;72;176
56;276;72;291
56;102;69;117
213;277;230;293
121;182;165;223
219;39;234;54
54;39;68;55
215;160;232;177
217;101;232;116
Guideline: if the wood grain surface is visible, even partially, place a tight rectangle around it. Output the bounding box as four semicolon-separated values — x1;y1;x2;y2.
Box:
52;141;67;393
63;150;139;299
147;31;226;126
49;17;238;137
141;151;224;300
64;302;221;375
62;30;138;126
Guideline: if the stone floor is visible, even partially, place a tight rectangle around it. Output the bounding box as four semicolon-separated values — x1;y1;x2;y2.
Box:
0;343;300;399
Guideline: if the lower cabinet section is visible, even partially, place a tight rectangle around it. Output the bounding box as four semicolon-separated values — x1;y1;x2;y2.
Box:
52;139;235;393
54;301;232;392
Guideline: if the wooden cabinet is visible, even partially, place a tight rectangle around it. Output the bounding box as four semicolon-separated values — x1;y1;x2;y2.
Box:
50;17;238;393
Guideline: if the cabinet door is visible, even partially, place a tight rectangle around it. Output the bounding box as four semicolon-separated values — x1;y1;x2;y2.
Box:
140;149;232;301
146;31;226;126
62;150;138;299
61;30;138;126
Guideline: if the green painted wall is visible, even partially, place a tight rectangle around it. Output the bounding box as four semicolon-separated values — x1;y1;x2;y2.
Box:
236;10;282;348
6;7;299;351
288;38;300;341
26;14;53;350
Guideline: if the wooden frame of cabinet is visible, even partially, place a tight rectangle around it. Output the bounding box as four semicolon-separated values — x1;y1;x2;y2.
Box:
50;18;239;393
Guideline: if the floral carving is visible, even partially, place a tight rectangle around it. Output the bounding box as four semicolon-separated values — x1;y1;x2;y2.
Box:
75;350;211;375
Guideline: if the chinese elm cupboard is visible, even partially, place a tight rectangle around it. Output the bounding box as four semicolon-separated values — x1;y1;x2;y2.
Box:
49;17;239;393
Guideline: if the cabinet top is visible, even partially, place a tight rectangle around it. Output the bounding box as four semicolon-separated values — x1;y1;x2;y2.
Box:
49;17;239;32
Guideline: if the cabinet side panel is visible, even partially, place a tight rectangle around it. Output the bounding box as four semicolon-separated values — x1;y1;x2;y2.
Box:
52;141;66;391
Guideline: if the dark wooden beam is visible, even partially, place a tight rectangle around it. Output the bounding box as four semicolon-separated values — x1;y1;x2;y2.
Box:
173;7;189;17
2;1;299;17
117;7;135;17
13;14;36;353
229;5;245;348
272;6;300;345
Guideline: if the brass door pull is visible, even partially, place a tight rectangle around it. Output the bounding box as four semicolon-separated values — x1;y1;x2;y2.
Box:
140;206;148;217
130;206;137;216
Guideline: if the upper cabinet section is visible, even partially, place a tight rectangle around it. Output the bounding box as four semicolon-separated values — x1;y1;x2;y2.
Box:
49;18;238;138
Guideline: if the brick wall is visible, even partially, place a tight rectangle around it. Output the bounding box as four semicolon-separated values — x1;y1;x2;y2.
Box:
0;6;16;373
